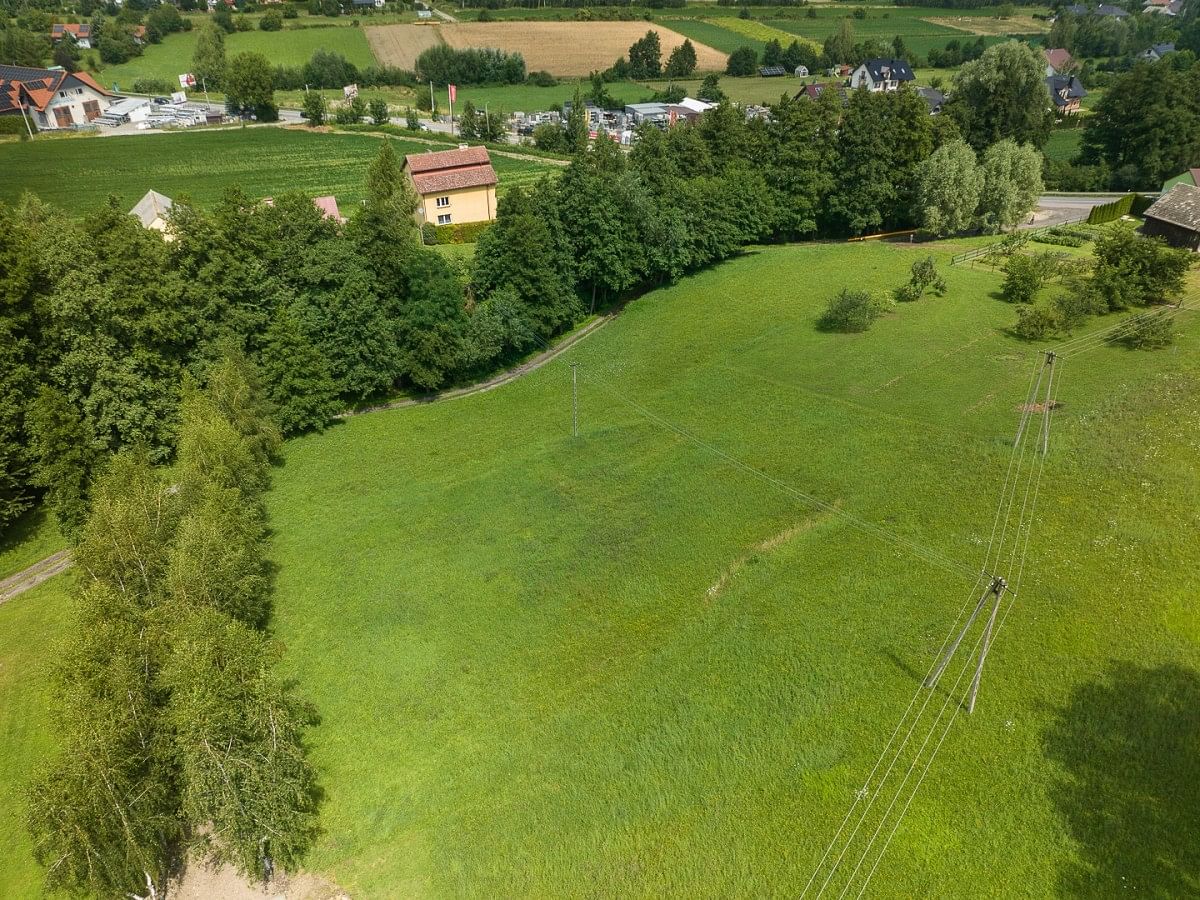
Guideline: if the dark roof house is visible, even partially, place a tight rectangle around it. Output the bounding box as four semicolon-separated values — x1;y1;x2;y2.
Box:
1046;74;1087;113
1140;42;1176;60
1142;183;1200;250
1096;3;1130;15
917;87;946;115
850;58;915;91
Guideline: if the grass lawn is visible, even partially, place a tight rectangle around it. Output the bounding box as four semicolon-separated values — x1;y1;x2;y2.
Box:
0;577;74;899
96;24;377;92
0;127;560;215
1044;127;1084;163
254;240;1200;896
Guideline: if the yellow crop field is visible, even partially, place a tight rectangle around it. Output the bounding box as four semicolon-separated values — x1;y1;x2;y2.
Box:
439;21;727;77
718;17;822;52
365;24;444;70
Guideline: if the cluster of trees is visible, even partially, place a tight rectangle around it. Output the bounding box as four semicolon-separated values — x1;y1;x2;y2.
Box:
415;45;526;86
998;224;1195;340
0;142;496;538
915;138;1043;236
1078;56;1200;189
1047;6;1182;61
271;48;415;90
26;355;318;898
605;29;698;79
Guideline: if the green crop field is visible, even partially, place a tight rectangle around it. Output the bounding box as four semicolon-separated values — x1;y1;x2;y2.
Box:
1044;127;1085;162
97;23;377;92
2;240;1198;896
661;17;769;55
453;79;655;113
0;128;560;215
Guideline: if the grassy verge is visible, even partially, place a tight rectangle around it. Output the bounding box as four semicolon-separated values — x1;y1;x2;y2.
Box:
0;510;64;582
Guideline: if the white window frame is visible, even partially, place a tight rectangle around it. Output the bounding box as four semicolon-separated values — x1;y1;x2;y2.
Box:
437;213;451;225
435;196;450;208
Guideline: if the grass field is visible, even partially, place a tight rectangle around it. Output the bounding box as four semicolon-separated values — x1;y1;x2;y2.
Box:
97;24;377;91
250;241;1197;896
0;128;560;215
0;577;74;900
0;510;64;583
1044;127;1085;163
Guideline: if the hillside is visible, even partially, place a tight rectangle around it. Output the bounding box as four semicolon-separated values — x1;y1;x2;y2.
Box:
253;241;1200;896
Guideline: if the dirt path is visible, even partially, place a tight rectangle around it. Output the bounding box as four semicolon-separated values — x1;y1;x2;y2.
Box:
0;550;72;605
344;312;613;418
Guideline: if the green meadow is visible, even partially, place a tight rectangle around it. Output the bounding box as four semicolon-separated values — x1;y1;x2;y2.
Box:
0;128;559;215
2;240;1197;896
262;241;1198;895
97;23;376;92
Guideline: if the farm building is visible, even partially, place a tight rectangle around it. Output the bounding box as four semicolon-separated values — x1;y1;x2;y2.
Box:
667;97;715;125
1141;184;1200;251
0;64;113;130
849;58;914;92
403;145;497;227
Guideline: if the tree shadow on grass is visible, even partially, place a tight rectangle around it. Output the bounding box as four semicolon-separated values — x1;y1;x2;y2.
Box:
1043;662;1200;898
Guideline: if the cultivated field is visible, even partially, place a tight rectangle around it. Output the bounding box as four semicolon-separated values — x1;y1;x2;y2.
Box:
438;21;727;76
928;14;1050;34
0;128;560;214
364;23;443;70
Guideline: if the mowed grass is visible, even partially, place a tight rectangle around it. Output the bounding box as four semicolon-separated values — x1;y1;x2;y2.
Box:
0;510;64;582
0;128;559;215
97;24;376;91
1044;127;1084;162
0;578;74;899
263;241;1200;896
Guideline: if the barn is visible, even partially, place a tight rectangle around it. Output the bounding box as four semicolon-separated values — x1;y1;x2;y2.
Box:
1142;184;1200;251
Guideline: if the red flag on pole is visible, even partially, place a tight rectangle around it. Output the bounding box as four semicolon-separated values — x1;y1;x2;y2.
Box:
449;84;457;103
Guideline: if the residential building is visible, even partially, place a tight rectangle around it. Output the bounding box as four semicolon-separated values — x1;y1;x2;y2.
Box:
795;82;849;105
849;58;915;92
1044;47;1075;76
262;194;348;224
402;145;498;227
1141;184;1200;251
0;64;113;130
917;87;946;115
50;23;92;49
1096;3;1130;16
129;190;175;235
1140;42;1176;60
1046;74;1087;115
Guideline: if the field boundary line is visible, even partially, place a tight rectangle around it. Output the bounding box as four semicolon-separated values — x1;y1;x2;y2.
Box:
341;312;615;418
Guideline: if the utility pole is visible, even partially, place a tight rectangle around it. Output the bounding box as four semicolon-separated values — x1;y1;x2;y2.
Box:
570;363;579;438
925;575;1007;714
1039;351;1056;457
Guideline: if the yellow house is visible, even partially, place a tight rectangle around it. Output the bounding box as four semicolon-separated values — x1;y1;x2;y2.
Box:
402;145;498;228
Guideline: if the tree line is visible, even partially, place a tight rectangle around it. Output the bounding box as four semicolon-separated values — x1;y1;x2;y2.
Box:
24;353;319;898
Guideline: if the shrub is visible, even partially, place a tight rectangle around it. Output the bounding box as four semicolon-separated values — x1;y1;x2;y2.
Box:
1086;194;1135;225
368;98;389;125
819;289;889;333
1051;291;1102;332
0;115;36;138
1013;304;1061;340
260;8;283;30
283;3;299;17
333;96;366;124
132;77;173;94
1031;231;1084;248
527;70;557;87
423;220;492;245
1125;308;1175;349
1002;253;1059;304
895;255;945;302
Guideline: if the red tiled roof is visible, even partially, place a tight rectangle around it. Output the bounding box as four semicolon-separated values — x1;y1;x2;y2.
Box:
411;167;497;194
404;145;492;174
0;67;110;114
51;23;93;39
70;70;111;96
1044;48;1073;71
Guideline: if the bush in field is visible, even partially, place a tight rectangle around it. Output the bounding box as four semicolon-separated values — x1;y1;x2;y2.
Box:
1013;304;1062;340
895;255;946;302
1002;252;1059;304
369;98;389;125
334;96;366;125
820;288;889;332
1125;309;1176;349
260;8;283;30
302;91;326;126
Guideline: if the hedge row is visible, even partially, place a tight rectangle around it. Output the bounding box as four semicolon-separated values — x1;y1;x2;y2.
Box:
421;220;492;245
0;116;36;137
1087;194;1135;224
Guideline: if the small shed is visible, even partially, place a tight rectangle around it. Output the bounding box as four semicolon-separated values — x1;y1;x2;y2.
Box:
794;65;809;77
129;189;174;234
1142;184;1200;251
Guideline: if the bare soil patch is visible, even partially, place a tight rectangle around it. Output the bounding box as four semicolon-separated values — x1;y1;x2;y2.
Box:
440;21;727;77
365;23;444;70
166;857;346;900
926;15;1048;34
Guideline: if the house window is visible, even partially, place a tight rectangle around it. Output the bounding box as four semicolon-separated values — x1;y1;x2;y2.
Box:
435;196;450;208
53;106;75;128
437;213;451;225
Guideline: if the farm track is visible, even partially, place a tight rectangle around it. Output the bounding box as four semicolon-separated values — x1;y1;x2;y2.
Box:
0;550;72;606
344;312;614;417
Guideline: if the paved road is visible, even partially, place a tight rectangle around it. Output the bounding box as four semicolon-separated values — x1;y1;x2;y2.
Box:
1026;193;1133;229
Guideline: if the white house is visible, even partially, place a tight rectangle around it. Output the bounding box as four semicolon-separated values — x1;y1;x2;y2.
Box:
129;190;175;235
0;64;114;130
849;58;915;92
50;23;93;49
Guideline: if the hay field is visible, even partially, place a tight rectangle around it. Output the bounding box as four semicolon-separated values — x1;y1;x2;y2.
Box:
441;21;726;76
365;23;444;70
